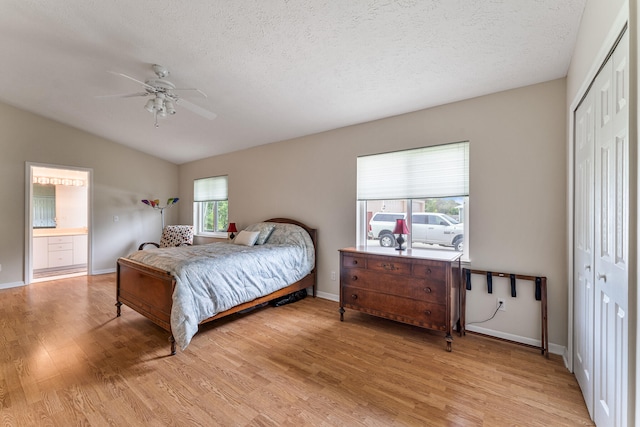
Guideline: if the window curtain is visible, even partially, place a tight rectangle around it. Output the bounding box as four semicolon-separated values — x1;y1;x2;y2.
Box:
357;141;469;200
194;175;228;202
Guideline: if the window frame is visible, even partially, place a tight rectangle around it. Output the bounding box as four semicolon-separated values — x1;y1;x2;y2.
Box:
193;175;229;238
193;200;228;237
356;142;469;261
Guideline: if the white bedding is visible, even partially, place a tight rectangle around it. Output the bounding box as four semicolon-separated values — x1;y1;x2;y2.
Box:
125;223;315;350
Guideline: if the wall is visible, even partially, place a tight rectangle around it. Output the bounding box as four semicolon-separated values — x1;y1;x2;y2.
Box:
0;102;178;286
55;184;88;229
179;78;568;351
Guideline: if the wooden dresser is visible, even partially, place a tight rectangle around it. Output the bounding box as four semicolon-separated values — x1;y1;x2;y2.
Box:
339;247;462;351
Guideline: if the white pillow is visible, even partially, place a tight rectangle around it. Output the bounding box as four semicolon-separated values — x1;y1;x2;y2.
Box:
233;230;260;246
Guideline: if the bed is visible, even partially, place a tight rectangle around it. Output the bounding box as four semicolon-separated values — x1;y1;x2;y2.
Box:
116;218;317;355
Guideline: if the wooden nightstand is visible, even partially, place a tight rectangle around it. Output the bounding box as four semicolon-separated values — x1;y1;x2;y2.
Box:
339;246;462;351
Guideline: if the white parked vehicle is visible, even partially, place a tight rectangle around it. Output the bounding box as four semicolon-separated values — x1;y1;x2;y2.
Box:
368;212;464;251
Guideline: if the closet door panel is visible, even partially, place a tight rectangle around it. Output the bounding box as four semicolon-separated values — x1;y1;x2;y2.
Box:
593;30;628;427
573;88;595;417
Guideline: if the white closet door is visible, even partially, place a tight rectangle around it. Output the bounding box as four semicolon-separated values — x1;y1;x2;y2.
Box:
573;87;595;418
593;30;629;427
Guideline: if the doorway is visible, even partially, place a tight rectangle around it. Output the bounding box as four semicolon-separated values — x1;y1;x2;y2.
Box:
25;163;92;284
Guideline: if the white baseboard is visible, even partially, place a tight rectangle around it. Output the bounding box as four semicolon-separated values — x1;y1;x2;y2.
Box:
316;290;338;302
0;270;114;289
300;291;570;358
92;268;116;275
466;324;565;356
0;281;26;290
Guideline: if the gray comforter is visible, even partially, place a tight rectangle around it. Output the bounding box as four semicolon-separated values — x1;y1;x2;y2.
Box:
125;223;315;350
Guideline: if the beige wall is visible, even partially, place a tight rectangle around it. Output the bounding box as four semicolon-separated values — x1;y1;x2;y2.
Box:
0;102;178;285
179;78;568;350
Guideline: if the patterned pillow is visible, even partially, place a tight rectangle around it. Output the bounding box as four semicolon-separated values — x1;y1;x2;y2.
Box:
244;222;277;245
159;225;194;248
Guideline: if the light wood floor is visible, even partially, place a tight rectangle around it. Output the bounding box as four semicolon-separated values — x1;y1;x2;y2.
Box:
0;274;593;426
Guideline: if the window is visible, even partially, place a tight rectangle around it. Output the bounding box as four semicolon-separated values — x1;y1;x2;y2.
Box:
356;142;469;258
193;175;228;236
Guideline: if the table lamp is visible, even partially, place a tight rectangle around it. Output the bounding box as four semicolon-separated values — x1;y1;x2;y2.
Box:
393;218;410;251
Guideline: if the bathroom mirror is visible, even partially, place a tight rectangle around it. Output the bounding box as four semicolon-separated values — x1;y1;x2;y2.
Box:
33;183;56;228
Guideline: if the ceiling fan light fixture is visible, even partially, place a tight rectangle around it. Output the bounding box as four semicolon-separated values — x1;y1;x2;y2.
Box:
165;100;176;115
144;99;155;113
153;96;164;111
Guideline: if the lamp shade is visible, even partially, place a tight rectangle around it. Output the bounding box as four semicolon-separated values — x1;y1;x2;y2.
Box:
227;223;238;233
393;218;410;235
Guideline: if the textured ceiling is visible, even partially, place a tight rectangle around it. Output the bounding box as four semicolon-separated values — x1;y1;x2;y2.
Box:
0;0;586;164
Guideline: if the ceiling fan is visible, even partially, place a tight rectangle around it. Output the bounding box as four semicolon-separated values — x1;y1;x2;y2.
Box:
102;64;217;127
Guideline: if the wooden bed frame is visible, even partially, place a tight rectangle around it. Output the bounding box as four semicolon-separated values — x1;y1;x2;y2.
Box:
116;218;317;355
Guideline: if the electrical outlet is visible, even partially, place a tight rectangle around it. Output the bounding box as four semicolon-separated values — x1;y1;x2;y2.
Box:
331;271;336;281
497;298;506;311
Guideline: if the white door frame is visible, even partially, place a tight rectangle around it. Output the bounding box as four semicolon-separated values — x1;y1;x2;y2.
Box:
24;162;93;284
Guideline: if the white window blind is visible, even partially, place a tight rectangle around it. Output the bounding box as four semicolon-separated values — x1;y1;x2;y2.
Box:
357;141;469;200
194;175;228;202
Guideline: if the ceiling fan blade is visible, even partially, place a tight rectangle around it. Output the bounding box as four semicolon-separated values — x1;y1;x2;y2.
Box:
175;97;217;120
172;88;208;98
108;71;156;92
96;92;150;99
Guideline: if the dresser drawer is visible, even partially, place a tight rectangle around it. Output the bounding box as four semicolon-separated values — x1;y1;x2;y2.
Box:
342;268;446;303
49;243;73;251
48;235;73;244
342;285;447;330
342;254;367;269
49;250;73;267
413;263;447;282
366;257;412;276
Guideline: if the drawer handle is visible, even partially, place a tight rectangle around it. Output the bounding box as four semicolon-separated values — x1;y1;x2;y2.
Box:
426;268;432;274
382;263;396;271
352;259;358;265
424;287;432;293
424;310;432;316
351;294;358;300
351;275;358;281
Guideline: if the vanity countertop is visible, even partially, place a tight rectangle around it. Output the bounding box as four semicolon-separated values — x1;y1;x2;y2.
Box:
33;228;88;237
